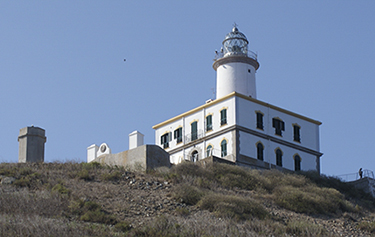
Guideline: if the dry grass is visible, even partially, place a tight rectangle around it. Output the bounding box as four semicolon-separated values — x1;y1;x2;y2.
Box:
0;161;373;236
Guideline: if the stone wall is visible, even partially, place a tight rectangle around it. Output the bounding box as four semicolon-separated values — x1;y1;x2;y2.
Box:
92;145;170;171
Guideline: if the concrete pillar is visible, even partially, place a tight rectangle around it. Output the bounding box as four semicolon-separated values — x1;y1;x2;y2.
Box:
129;131;144;150
18;126;46;163
87;144;99;163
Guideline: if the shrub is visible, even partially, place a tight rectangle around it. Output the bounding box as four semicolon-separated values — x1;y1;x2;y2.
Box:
286;220;327;236
115;221;132;232
19;167;33;176
198;193;269;220
13;177;31;187
80;209;116;225
274;185;354;215
173;184;205;205
81;162;102;170
69;199;117;225
101;171;122;182
0;164;21;177
175;207;190;216
357;221;375;233
52;183;71;196
76;169;92;181
128;215;183;237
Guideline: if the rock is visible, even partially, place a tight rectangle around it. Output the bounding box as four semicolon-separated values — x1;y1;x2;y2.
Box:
1;177;16;185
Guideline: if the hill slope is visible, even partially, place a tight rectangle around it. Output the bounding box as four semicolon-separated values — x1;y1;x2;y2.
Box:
0;162;374;236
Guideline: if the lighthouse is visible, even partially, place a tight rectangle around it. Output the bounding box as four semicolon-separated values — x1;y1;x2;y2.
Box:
213;26;260;99
153;25;322;173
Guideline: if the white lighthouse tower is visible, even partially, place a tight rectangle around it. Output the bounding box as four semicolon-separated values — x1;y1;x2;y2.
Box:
213;25;260;99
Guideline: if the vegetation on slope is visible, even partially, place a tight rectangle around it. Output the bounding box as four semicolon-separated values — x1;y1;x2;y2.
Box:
0;161;374;236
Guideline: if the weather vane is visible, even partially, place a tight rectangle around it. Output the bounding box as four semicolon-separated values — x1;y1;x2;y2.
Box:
233;22;238;28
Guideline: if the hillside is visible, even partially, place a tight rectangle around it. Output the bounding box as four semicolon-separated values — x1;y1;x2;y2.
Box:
0;161;374;236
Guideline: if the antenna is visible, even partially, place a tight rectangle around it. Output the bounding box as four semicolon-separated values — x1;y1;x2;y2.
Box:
211;87;215;100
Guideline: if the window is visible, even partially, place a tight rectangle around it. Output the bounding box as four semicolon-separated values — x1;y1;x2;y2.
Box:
294;155;301;171
293;124;301;142
220;109;227;126
161;132;172;149
276;148;283;166
256;112;264;130
206;115;213;132
272;118;285;136
221;139;227;157
174;127;182;144
257;142;264;161
206;145;213;157
191;121;198;141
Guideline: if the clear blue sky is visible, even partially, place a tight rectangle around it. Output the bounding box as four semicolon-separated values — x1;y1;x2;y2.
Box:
1;1;375;177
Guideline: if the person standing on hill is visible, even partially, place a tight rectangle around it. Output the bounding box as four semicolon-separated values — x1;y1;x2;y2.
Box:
359;168;363;179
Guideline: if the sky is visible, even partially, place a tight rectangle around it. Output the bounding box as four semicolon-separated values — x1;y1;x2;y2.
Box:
1;1;375;178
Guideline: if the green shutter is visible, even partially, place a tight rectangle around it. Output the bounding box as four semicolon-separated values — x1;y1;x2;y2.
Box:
191;121;197;141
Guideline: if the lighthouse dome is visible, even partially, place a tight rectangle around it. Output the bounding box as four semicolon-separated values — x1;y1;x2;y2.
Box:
222;26;249;56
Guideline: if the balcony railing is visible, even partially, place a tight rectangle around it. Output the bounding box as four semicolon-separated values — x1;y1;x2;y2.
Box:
185;130;204;143
183;148;233;162
214;50;258;61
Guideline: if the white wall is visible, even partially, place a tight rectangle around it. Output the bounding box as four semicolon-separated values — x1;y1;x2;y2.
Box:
154;94;320;172
216;62;256;99
236;96;320;151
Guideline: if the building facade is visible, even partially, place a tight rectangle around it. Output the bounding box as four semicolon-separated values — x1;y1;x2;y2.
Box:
153;26;322;172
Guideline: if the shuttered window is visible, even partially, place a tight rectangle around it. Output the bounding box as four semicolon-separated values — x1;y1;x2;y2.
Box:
220;109;227;126
221;140;227;157
295;155;301;171
191;121;198;141
206;115;213;131
272;118;285;136
256;112;263;129
276;149;283;166
293;125;301;142
174;127;182;143
257;143;264;161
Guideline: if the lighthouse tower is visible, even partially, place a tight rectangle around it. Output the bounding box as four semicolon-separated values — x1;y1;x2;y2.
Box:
213;26;260;99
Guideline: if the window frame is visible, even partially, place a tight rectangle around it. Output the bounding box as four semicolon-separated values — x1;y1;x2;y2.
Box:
161;132;172;149
255;111;264;130
191;121;198;141
293;123;301;143
174;127;183;144
220;108;227;126
256;142;264;161
294;154;301;171
206;114;213;132
221;139;227;157
272;117;285;136
206;144;213;157
275;148;283;167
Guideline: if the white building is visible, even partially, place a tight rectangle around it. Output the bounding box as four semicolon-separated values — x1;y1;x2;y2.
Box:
153;26;322;172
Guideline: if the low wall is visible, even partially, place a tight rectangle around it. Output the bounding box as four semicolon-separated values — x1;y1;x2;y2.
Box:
92;145;170;171
348;177;375;198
